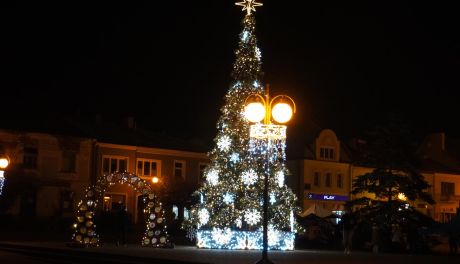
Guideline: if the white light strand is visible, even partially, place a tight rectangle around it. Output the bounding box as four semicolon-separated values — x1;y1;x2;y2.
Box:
0;171;5;195
196;229;294;250
255;47;262;61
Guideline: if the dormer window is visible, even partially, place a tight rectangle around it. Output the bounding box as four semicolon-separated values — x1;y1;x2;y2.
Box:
319;147;335;160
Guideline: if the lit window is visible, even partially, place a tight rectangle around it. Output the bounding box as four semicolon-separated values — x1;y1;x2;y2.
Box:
184;207;190;220
136;159;160;178
319;147;335;161
172;205;179;220
102;156;128;174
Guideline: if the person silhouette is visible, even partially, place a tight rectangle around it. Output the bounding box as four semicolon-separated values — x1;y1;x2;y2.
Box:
116;204;129;247
341;206;356;255
448;230;459;255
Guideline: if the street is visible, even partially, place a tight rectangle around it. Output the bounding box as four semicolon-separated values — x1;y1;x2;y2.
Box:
0;242;458;264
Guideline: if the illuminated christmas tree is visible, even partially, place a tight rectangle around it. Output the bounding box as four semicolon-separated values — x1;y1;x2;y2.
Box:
185;0;298;250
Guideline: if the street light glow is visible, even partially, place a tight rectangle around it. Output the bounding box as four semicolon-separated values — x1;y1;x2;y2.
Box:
398;193;407;201
244;102;265;123
272;103;293;123
0;158;9;169
152;176;159;184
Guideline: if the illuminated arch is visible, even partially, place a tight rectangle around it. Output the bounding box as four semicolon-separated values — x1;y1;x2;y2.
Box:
69;172;172;248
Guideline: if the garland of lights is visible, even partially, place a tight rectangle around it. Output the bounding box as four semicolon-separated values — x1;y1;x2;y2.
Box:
0;171;5;195
69;172;172;248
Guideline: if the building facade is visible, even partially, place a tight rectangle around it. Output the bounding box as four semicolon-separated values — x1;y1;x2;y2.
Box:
288;129;352;219
0;128;209;225
0;129;94;217
288;129;460;223
94;142;208;224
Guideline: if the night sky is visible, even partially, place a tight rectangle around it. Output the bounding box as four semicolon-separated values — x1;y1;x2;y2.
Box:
2;1;460;146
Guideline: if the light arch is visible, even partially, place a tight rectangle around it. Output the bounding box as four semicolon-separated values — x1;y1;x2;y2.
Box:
69;172;172;248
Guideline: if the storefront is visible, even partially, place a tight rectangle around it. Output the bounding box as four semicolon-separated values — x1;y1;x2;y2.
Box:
304;193;349;223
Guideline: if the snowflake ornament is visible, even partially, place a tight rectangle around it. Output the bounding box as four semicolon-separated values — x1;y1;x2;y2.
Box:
223;192;234;204
206;169;219;186
235;217;243;228
270;193;276;205
242;169;258;185
230;152;240;163
186;226;197;241
276;170;285;187
245;209;261;226
242;30;249;42
198;208;210;226
217;135;231;152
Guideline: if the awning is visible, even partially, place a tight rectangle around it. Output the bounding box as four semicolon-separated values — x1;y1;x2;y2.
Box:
299;203;331;218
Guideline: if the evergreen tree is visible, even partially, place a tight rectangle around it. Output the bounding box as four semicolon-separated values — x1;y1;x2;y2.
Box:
185;2;298;250
347;117;435;251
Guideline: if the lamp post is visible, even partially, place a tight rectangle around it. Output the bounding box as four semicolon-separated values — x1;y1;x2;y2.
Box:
0;156;10;195
244;85;295;264
152;176;159;204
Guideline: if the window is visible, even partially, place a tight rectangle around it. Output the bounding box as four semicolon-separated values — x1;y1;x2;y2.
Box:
172;205;179;220
314;172;320;187
184;207;190;220
102;156;128;174
199;163;208;182
60;190;74;212
61;151;76;172
102;193;126;211
319;147;335;160
337;173;343;188
136;159;160;178
23;147;38;169
325;173;332;187
174;160;186;178
441;182;455;196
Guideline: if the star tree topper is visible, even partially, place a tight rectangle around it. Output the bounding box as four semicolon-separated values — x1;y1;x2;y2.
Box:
235;0;263;16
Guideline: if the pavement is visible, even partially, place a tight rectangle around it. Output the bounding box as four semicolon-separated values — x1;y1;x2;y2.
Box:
0;240;458;264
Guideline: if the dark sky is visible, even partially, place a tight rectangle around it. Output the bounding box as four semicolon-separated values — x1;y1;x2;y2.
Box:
2;1;460;145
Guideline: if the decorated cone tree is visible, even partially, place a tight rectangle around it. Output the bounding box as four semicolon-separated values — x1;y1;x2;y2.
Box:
142;195;173;248
185;1;298;250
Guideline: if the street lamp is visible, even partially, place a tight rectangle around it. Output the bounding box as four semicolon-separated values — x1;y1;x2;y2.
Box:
0;156;10;195
244;85;295;264
151;176;159;184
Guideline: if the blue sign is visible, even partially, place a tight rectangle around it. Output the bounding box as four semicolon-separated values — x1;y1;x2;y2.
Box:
307;193;349;201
